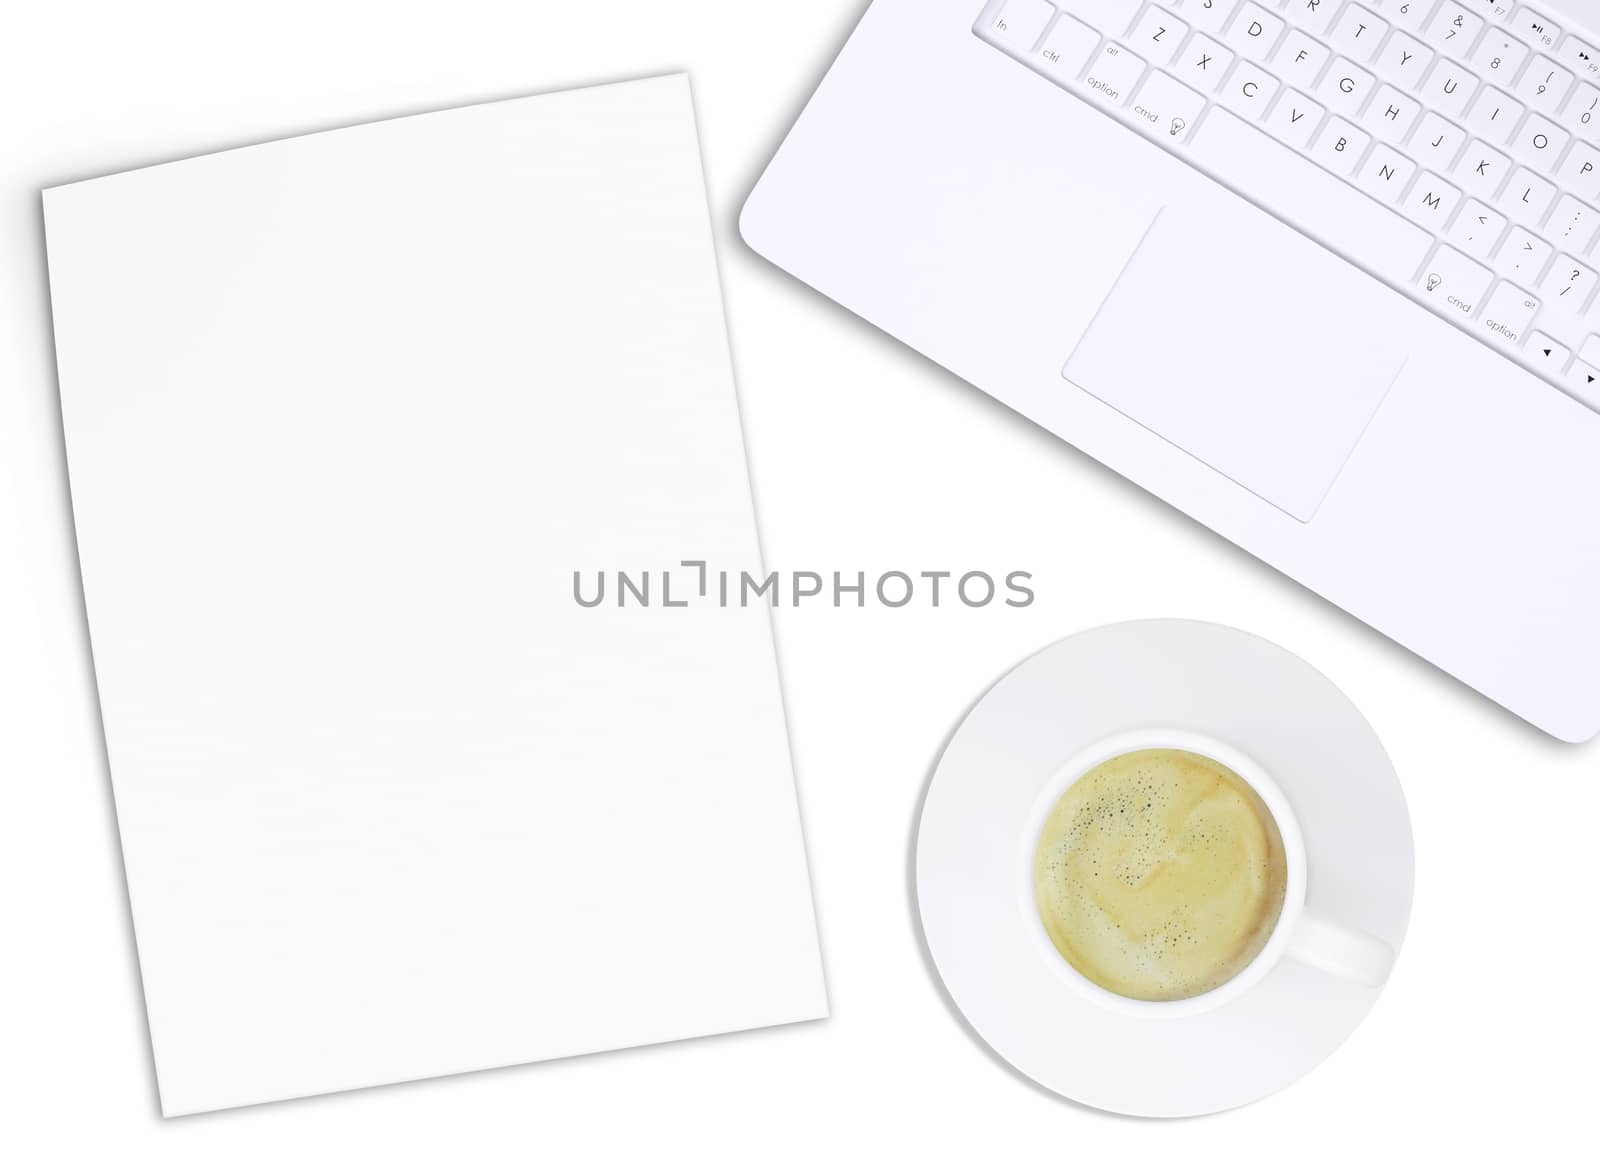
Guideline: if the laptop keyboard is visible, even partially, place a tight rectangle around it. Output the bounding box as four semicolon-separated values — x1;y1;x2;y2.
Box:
976;0;1600;410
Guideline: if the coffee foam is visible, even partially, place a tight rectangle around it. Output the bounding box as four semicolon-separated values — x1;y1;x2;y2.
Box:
1032;748;1288;1002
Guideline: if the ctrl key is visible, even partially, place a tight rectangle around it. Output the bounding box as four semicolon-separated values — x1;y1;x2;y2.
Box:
1418;246;1493;318
1034;14;1101;82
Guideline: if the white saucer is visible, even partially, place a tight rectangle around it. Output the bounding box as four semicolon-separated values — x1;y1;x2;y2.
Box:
914;620;1414;1118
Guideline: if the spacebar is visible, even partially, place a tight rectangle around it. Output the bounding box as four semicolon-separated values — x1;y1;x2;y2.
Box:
1186;108;1433;288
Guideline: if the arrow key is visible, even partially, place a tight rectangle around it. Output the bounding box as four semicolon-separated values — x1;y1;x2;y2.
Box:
1448;199;1509;260
1527;331;1570;373
1566;359;1600;409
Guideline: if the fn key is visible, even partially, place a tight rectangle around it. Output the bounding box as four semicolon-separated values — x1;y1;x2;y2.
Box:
983;0;1055;52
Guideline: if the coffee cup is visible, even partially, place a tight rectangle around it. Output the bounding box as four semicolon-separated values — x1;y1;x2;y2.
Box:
1017;728;1394;1019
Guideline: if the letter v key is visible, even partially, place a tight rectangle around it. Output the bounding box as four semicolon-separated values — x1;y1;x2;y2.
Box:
1266;89;1327;149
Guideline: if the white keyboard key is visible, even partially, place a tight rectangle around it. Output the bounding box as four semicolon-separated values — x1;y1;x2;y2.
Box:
1514;56;1574;113
1472;26;1531;82
1376;31;1434;88
1456;139;1512;198
1320;57;1378;116
1560;83;1600;137
1421;57;1480;118
1187;107;1433;284
1425;3;1485;55
1464;86;1526;144
1404;171;1462;225
1512;112;1570;169
1497;224;1554;280
1567;360;1600;406
1413;111;1468;170
1419;245;1495;316
1546;195;1600;252
1580;335;1600;367
1362;84;1422;140
1275;29;1332;89
1480;280;1542;344
1174;34;1235;91
1510;6;1560;53
1035;13;1103;80
1285;0;1341;37
1061;0;1145;37
1266;89;1327;147
1082;41;1148;107
1558;141;1600;201
1331;5;1390;62
986;0;1056;51
1222;60;1282;116
1527;331;1571;372
1128;7;1190;65
1448;200;1509;258
1357;143;1419;202
1311;116;1373;174
1131;70;1208;140
1499;165;1557;223
1227;3;1286;58
1185;0;1242;35
1390;0;1441;35
1560;37;1600;83
1538;254;1597;309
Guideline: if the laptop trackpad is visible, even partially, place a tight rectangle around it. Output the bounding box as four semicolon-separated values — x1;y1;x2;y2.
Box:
1063;209;1406;522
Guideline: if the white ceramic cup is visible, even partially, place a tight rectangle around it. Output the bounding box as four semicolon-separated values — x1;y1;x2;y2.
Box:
1017;728;1394;1019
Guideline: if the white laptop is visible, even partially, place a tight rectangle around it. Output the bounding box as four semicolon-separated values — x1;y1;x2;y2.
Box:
742;0;1600;742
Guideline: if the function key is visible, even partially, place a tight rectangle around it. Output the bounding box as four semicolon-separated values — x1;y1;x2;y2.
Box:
1559;35;1600;82
1465;1;1517;22
1510;6;1561;53
984;0;1057;52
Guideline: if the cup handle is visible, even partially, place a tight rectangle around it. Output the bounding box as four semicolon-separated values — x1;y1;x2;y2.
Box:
1286;914;1395;987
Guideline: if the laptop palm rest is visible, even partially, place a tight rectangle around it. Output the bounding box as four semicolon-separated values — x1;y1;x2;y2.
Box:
1064;209;1407;523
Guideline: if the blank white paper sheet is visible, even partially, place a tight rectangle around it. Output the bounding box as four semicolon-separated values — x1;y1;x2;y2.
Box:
44;74;826;1116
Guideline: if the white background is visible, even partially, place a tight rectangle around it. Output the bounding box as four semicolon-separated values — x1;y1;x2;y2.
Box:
2;0;1594;1162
